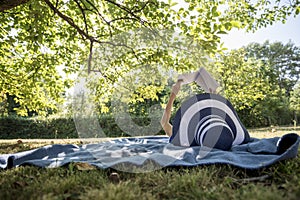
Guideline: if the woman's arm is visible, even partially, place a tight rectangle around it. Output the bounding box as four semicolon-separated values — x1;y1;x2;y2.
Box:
160;81;181;137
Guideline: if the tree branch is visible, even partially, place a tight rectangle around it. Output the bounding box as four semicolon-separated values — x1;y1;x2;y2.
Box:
104;0;148;25
108;16;140;24
74;0;89;35
43;0;144;73
84;0;109;25
88;41;93;74
43;0;89;41
84;0;113;37
131;1;154;13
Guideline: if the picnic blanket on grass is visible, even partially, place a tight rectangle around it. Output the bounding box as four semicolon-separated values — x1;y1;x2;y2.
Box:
0;133;299;171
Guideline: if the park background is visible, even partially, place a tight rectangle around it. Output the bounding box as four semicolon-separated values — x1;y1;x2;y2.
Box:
1;1;300;200
0;0;300;139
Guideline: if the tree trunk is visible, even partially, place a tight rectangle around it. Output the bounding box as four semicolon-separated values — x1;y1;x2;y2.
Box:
0;0;30;12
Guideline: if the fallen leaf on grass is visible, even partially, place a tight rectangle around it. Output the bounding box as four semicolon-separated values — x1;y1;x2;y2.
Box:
74;163;96;171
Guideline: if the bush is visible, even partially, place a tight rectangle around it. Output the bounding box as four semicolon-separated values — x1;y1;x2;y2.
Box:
0;116;77;139
0;115;165;139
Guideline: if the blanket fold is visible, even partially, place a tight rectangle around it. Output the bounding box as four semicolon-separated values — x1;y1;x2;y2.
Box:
0;134;299;171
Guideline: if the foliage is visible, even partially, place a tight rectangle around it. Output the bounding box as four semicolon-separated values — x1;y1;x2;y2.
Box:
290;82;300;113
1;0;299;116
214;41;300;127
242;41;300;126
215;49;271;110
0;0;82;116
244;41;300;95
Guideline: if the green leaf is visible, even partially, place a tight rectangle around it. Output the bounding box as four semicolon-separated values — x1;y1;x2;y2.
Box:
230;21;242;28
296;6;300;15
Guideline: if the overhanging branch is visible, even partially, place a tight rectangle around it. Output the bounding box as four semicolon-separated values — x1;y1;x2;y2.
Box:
43;0;90;41
43;0;149;73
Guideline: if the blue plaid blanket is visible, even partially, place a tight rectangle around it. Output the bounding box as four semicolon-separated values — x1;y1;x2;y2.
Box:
0;133;299;172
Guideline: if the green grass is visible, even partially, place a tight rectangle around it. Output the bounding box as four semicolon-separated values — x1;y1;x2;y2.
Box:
0;157;299;200
0;127;299;200
248;125;300;139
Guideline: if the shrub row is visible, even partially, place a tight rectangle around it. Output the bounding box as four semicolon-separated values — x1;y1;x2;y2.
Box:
0;115;165;139
1;113;298;139
0;116;77;139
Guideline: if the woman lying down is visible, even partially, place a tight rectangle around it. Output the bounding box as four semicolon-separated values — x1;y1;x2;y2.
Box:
160;68;251;151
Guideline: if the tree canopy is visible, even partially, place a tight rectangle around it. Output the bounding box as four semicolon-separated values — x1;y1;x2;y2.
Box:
244;41;300;95
290;82;300;114
1;0;300;116
215;42;300;126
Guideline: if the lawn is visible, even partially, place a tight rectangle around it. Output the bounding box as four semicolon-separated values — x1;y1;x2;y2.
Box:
0;127;299;200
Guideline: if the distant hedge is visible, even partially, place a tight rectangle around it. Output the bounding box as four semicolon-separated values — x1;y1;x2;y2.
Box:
0;117;77;139
0;116;165;139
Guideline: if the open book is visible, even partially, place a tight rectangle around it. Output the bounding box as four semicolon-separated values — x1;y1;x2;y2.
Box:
177;67;219;93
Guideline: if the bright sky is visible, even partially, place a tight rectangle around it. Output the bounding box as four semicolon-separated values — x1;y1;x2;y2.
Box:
221;14;300;49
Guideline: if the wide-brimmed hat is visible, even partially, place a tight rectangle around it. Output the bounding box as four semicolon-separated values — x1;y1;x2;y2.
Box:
169;93;250;150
